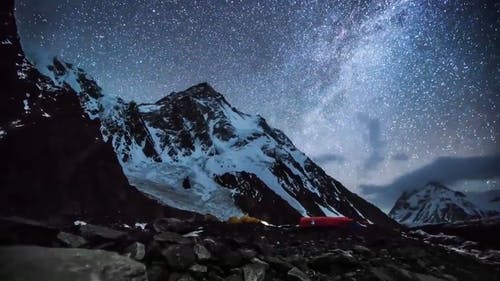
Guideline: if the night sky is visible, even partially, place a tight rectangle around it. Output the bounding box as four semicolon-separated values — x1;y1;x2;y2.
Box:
15;0;500;210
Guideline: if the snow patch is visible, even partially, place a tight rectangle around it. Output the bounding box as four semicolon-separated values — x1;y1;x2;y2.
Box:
23;98;30;113
10;119;24;128
134;222;147;230
182;229;204;237
317;203;342;217
73;220;87;226
1;38;12;45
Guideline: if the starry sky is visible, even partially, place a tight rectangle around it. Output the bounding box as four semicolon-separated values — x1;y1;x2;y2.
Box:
15;0;500;210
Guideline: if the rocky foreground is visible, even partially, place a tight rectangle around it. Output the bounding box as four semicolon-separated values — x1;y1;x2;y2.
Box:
1;217;499;281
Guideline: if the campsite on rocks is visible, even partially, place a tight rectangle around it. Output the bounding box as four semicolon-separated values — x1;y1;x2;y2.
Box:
1;0;499;280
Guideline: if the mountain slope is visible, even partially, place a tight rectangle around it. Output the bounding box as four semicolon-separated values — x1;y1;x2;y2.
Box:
40;58;397;227
389;182;487;226
466;189;500;213
0;0;194;223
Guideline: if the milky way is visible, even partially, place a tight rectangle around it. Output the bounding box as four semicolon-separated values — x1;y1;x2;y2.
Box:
15;0;499;209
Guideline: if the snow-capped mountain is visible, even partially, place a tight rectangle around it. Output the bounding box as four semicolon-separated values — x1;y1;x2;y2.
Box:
389;182;488;226
42;58;397;227
0;1;192;223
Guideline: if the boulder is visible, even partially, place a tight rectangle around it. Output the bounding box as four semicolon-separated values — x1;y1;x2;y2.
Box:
308;250;359;273
242;258;269;281
189;264;208;278
57;231;88;248
0;246;147;281
79;224;127;240
124;242;146;261
154;231;191;244
239;248;258;260
194;243;211;260
153;218;193;234
287;267;311;281
352;245;371;256
264;256;294;273
162;244;196;269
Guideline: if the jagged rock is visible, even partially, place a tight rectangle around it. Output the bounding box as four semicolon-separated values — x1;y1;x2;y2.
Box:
352;244;371;255
264;256;294;273
125;242;146;260
242;258;269;281
0;246;147;281
154;218;193;234
194;243;211;260
239;248;258;260
56;231;88;248
308;250;359;273
79;224;127;240
202;238;234;262
287;267;311;281
189;264;208;272
242;264;266;281
253;237;272;257
162;244;196;269
189;264;208;278
154;231;191;244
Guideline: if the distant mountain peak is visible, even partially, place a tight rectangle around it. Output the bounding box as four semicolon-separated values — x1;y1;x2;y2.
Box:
389;183;486;226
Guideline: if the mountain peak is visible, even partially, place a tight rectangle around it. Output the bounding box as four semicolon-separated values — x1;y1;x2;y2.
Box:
67;77;397;226
156;82;226;105
389;183;486;226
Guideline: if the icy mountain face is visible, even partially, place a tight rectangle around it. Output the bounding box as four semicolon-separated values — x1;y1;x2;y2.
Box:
389;182;488;226
60;69;397;225
43;62;397;226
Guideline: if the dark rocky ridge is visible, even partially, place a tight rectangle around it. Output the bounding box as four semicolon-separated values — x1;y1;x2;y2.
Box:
0;0;195;224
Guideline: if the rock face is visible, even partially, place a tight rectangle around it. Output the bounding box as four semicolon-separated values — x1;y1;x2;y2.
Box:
389;182;487;226
0;246;147;281
0;0;195;223
40;59;397;226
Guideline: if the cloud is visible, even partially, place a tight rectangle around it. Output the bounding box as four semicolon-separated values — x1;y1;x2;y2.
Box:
313;153;346;165
357;113;386;172
361;154;500;212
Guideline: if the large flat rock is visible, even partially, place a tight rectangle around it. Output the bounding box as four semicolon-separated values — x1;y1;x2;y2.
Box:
0;246;147;281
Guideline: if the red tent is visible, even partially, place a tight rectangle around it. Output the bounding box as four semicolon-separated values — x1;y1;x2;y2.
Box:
299;216;353;228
